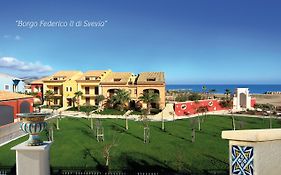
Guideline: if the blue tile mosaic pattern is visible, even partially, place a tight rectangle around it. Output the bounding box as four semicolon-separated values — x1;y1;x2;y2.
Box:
232;145;254;175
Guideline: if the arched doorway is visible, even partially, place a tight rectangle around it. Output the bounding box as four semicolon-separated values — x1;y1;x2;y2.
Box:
20;101;31;113
239;93;247;108
0;105;14;126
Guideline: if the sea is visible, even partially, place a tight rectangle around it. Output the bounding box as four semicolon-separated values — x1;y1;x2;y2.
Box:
166;84;281;94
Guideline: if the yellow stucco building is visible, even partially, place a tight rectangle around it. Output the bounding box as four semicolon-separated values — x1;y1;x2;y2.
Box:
32;70;165;109
42;71;83;107
76;70;111;106
100;71;165;109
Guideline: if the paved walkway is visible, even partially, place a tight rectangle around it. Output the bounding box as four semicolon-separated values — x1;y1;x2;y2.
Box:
0;123;27;147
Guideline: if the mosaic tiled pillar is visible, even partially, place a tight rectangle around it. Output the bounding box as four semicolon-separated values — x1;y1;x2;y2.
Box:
222;129;281;175
231;144;254;175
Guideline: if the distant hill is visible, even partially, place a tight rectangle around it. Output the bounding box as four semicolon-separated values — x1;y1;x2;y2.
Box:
20;76;48;84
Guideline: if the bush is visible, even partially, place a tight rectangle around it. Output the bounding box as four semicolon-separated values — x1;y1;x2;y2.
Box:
188;93;202;101
175;94;189;102
219;100;232;108
150;108;162;115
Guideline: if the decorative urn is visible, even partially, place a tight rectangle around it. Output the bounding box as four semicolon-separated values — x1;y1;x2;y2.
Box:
17;113;50;146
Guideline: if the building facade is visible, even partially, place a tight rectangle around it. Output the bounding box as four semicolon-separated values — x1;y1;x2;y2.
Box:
32;70;166;109
0;91;33;127
76;70;111;106
42;71;83;107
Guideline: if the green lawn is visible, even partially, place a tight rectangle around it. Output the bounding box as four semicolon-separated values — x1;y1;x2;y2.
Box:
0;115;280;174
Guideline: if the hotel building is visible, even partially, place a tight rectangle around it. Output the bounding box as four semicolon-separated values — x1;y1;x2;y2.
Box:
31;70;165;109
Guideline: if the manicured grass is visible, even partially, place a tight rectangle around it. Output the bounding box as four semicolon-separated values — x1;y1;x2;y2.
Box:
95;108;126;115
0;115;280;174
67;105;98;112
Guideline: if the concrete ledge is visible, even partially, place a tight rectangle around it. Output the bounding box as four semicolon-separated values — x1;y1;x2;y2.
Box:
11;141;52;151
222;129;281;142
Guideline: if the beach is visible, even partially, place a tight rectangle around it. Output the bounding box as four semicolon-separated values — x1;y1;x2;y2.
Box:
252;94;281;107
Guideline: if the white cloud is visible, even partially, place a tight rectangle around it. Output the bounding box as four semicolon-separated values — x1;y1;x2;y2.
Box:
3;35;22;40
0;57;53;73
3;35;10;38
14;35;21;40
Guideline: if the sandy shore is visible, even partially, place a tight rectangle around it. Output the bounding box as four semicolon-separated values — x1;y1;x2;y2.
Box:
252;94;281;107
167;92;281;107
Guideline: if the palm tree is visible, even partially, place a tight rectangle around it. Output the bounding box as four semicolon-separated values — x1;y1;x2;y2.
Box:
138;91;160;114
202;85;207;99
44;90;54;107
110;89;131;111
209;89;216;99
95;95;105;108
225;89;231;99
74;91;83;111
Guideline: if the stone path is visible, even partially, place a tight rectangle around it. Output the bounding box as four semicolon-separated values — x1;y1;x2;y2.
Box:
0;123;27;147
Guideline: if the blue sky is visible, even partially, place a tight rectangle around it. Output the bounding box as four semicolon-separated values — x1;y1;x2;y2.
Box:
0;0;281;84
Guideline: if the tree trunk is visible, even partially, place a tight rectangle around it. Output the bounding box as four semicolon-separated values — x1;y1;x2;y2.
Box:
106;157;109;167
147;103;151;115
77;98;80;111
192;128;195;143
56;117;60;130
232;115;236;130
270;116;272;129
91;117;94;130
198;115;201;131
162;119;165;131
51;127;54;141
125;117;128;130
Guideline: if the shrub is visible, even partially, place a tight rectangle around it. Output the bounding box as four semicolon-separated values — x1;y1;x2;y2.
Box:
175;94;189;102
188;93;202;101
150;108;162;115
219;100;232;108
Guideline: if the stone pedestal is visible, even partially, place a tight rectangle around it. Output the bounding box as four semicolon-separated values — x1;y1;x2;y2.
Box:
222;129;281;175
11;141;52;175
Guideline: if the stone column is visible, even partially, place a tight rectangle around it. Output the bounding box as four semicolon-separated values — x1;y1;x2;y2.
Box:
222;129;281;175
11;141;52;175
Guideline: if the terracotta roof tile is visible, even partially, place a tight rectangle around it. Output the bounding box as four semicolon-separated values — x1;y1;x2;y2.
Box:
137;72;165;84
77;70;108;81
100;72;133;85
0;91;33;101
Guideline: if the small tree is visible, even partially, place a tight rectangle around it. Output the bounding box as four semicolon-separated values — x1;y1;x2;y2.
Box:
195;106;208;131
161;112;165;131
169;111;175;122
74;91;83;111
124;110;132;130
202;85;207;99
44;90;54;107
190;118;197;143
110;89;131;111
138;91;160;114
140;110;150;143
84;104;94;129
208;89;216;99
96;95;105;108
225;89;231;99
230;109;236;130
103;135;118;169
